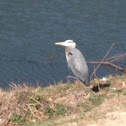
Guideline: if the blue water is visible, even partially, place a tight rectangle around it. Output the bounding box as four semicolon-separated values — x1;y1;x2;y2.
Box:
0;0;125;88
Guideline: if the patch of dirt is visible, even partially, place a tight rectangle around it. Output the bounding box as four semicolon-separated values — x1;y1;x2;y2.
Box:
86;111;126;126
52;95;126;126
53;110;126;126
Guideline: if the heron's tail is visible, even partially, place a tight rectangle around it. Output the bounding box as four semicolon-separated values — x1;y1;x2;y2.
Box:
83;77;90;86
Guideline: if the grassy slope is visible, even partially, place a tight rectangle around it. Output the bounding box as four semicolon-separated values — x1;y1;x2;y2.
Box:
0;74;126;126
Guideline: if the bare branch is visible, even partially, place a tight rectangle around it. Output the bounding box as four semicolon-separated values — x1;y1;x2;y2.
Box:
88;61;126;73
90;43;115;80
105;53;126;62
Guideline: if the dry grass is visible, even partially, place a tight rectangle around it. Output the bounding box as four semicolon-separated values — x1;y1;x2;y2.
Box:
0;83;35;125
0;74;126;126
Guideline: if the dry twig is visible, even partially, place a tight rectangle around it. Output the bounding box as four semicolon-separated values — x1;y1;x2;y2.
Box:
89;61;126;73
90;43;115;80
105;53;126;62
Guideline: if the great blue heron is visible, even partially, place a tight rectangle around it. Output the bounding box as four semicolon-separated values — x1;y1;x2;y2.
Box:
55;40;90;86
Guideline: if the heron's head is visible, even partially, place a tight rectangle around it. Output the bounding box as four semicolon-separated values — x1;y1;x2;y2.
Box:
55;40;76;48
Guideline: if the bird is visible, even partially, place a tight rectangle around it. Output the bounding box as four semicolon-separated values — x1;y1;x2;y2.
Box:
55;40;90;86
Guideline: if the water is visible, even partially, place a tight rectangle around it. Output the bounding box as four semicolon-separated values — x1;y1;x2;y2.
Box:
0;0;126;88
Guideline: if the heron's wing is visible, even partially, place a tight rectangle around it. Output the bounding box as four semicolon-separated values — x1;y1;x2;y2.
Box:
68;48;89;85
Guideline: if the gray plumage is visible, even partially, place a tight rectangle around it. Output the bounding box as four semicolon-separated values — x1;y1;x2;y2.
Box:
68;48;90;86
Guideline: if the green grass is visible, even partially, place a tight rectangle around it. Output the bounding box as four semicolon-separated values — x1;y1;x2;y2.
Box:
11;114;26;123
45;103;73;118
88;94;105;107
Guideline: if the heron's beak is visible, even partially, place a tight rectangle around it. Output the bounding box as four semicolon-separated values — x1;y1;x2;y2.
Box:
55;42;65;46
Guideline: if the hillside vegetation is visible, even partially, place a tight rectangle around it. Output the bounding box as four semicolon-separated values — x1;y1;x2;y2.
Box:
0;74;126;126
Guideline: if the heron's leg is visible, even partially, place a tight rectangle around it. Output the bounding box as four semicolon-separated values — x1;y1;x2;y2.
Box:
66;76;78;83
66;76;78;80
66;76;79;88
